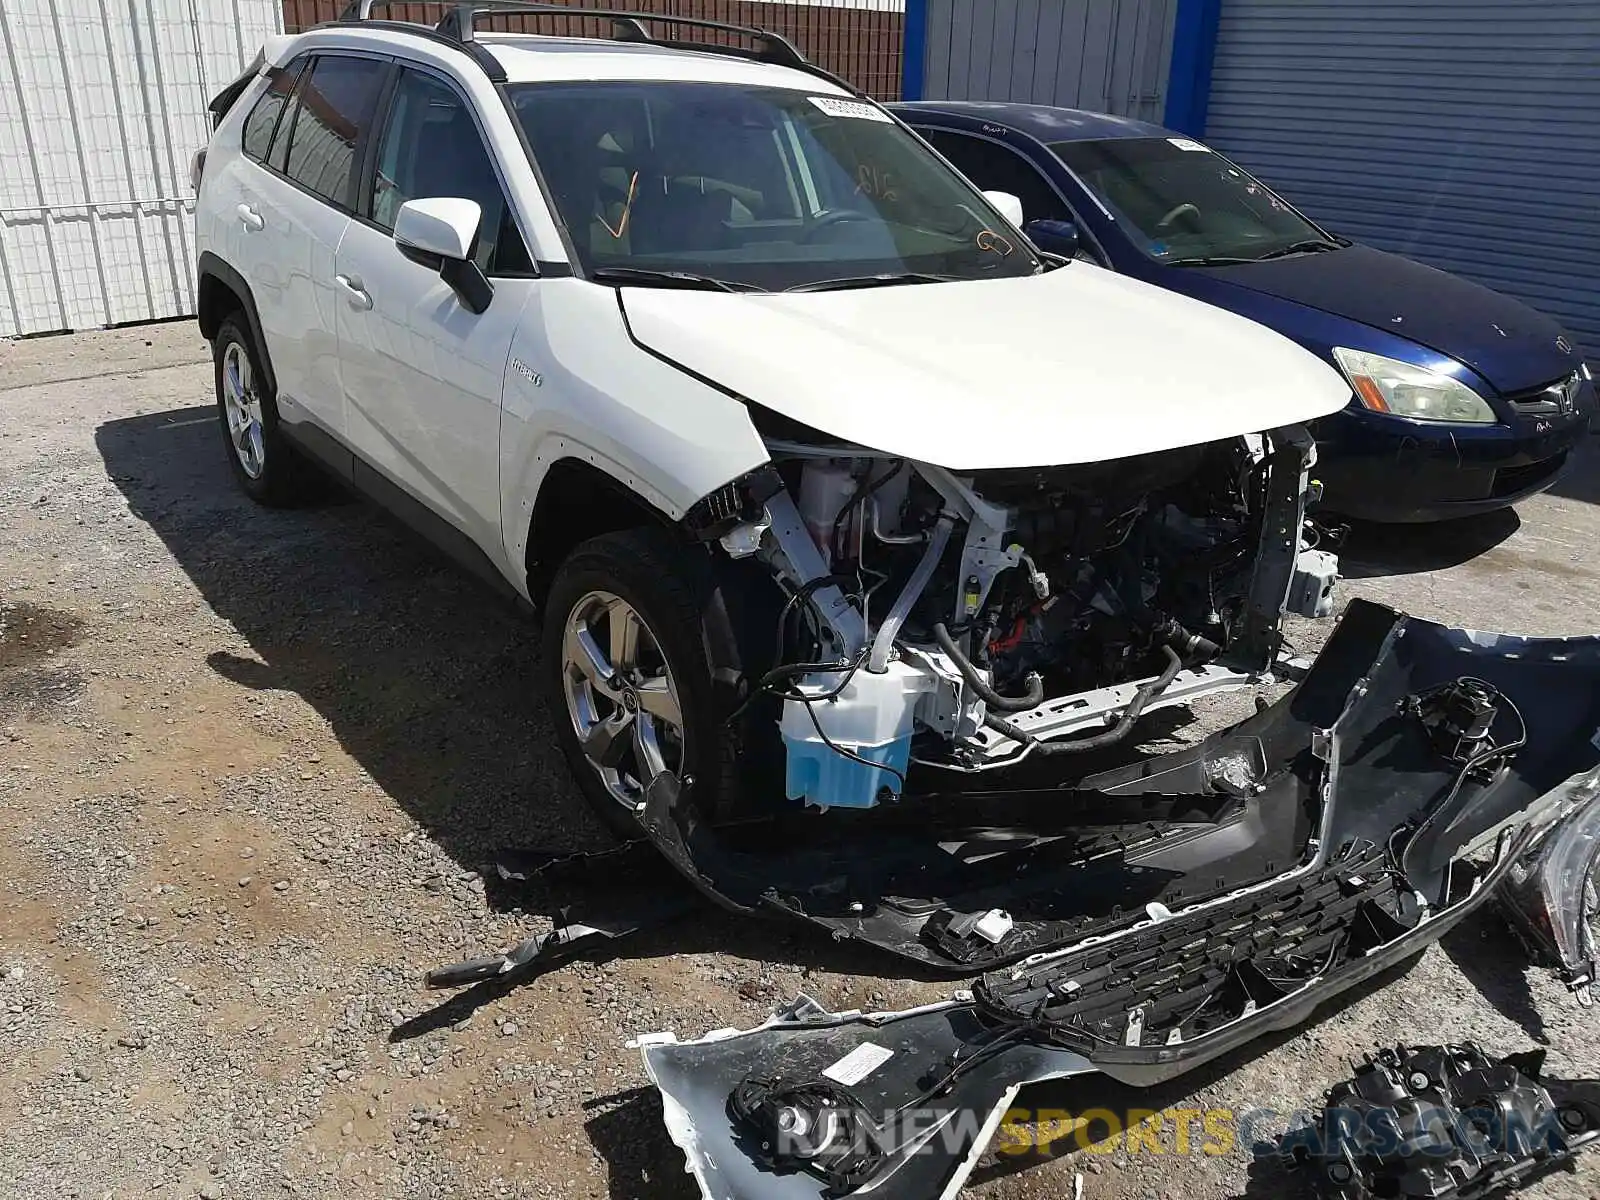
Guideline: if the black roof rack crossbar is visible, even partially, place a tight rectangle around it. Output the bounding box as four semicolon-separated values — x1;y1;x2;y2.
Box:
436;3;809;70
336;1;860;95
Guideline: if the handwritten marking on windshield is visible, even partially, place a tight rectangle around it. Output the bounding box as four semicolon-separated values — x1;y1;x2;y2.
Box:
855;164;899;202
976;229;1015;256
600;171;640;240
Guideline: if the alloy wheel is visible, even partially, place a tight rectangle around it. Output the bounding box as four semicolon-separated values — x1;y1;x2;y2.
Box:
560;589;686;812
221;341;265;479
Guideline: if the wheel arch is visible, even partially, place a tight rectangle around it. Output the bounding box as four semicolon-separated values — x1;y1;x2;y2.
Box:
523;457;684;608
196;251;277;396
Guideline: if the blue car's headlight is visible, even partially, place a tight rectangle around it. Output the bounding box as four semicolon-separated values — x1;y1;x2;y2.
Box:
1332;347;1498;424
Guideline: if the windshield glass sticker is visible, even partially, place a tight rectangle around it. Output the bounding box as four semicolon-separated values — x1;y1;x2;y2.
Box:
821;1042;894;1086
809;96;893;123
1168;137;1210;152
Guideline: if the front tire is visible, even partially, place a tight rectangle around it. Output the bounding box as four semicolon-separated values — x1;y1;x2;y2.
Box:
212;315;319;506
541;528;756;839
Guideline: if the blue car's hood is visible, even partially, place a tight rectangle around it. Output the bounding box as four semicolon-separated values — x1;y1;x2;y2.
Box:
1192;244;1576;395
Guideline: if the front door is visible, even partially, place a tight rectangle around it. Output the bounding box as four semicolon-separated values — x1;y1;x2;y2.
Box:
335;64;536;558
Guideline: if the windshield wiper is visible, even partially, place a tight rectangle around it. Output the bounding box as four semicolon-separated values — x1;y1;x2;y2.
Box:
1251;239;1343;261
589;267;765;293
1165;254;1259;267
785;271;966;293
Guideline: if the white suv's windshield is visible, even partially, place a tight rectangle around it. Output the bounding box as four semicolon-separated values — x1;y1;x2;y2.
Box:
1052;137;1337;266
510;82;1041;291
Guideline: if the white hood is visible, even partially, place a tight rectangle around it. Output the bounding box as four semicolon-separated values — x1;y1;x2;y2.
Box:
621;265;1351;469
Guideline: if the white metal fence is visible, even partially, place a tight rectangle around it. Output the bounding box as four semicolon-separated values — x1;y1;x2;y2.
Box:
0;0;282;338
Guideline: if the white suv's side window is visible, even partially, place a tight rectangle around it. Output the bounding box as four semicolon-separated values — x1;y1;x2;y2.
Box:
277;55;389;210
365;67;533;275
240;57;305;164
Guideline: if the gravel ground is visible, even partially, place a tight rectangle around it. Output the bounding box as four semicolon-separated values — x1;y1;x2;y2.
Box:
2;321;1599;1200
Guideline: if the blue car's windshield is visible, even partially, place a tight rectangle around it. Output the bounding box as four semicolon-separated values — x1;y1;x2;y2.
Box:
1052;137;1334;265
509;82;1040;291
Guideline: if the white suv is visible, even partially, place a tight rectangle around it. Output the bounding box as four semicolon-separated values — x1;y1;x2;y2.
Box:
194;3;1347;837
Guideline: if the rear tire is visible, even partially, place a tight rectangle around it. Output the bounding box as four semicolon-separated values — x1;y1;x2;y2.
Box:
541;528;763;840
212;315;320;507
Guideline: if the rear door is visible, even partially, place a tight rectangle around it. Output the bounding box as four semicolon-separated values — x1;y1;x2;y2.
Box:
334;63;536;553
242;52;389;443
217;56;304;374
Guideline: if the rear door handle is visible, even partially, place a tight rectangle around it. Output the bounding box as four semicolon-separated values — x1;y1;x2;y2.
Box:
236;204;264;232
335;273;372;310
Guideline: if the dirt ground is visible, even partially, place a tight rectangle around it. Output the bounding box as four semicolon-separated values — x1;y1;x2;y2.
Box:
2;321;1599;1200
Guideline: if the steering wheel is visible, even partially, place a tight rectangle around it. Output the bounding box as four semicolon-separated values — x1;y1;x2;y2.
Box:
1156;202;1201;230
800;208;871;242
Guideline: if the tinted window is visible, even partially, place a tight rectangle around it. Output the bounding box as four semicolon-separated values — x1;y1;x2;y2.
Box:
279;56;388;207
921;130;1070;225
241;58;304;162
369;68;531;274
508;81;1040;291
1051;137;1329;264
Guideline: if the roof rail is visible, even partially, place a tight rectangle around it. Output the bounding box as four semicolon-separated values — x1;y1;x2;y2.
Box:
446;3;803;66
338;1;860;95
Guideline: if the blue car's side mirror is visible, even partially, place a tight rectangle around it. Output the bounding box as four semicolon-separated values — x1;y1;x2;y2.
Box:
1025;218;1079;257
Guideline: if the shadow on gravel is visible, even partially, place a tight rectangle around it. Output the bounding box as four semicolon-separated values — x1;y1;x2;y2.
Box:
1335;507;1520;581
1548;428;1600;508
584;1087;702;1200
97;405;582;871
95;407;1011;990
1440;907;1550;1045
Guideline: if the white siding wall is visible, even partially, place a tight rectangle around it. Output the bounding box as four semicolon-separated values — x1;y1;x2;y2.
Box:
0;0;282;338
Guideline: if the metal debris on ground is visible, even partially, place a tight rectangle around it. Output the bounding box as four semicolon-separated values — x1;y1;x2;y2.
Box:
1279;1043;1600;1199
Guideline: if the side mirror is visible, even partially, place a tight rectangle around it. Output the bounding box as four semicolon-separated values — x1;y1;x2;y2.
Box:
394;198;493;314
1025;217;1080;258
982;190;1025;229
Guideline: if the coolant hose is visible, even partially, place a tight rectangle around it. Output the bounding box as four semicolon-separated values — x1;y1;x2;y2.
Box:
868;514;955;673
932;621;1045;712
984;644;1183;754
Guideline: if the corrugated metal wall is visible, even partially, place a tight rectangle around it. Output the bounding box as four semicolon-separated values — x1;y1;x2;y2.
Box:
1204;0;1600;356
0;0;282;338
283;1;907;100
919;0;1177;122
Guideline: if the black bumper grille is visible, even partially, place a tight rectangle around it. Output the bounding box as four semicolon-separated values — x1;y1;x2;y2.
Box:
976;842;1415;1051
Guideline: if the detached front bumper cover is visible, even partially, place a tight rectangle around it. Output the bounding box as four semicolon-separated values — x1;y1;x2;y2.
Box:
635;600;1600;1200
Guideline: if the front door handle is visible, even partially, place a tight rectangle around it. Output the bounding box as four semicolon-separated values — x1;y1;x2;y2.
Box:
335;273;372;311
236;204;264;232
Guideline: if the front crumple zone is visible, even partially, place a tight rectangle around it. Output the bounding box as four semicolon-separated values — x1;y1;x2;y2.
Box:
633;601;1600;1200
685;423;1334;814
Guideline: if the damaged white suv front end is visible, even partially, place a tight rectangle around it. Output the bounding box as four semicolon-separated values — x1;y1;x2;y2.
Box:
621;262;1349;813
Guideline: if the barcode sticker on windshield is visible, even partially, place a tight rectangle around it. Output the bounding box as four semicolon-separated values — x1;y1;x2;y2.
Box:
1168;137;1210;152
809;96;893;123
821;1043;894;1086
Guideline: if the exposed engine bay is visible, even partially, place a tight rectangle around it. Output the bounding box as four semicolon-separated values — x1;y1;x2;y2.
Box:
693;422;1338;807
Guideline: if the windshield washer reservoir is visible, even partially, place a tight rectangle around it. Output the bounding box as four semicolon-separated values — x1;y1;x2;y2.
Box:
781;662;933;809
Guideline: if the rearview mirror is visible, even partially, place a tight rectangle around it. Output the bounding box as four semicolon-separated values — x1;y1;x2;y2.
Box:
1025;218;1080;258
982;190;1025;229
394;198;493;314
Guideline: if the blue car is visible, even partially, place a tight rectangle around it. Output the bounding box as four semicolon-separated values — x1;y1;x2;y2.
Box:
890;101;1594;522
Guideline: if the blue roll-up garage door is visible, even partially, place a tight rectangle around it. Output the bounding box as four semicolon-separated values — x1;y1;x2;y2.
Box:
1202;0;1600;358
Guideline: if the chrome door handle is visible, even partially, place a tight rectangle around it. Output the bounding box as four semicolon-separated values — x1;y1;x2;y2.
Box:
236;204;264;232
335;274;373;310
